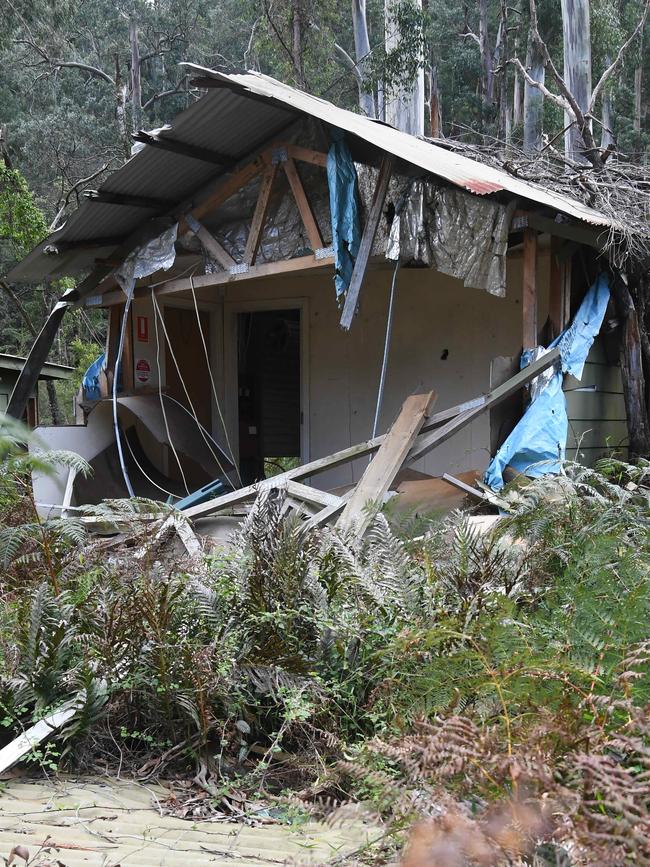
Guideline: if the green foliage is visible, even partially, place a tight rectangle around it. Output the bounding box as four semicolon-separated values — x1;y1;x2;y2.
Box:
0;163;48;258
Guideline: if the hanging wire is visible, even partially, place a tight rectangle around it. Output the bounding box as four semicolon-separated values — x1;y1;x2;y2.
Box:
189;276;243;488
123;430;180;499
112;288;135;497
150;291;231;483
372;258;400;440
151;289;191;496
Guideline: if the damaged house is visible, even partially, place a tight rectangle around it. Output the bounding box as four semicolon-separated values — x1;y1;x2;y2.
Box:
6;68;629;526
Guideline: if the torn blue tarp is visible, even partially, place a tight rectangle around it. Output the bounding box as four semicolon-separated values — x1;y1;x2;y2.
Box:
81;353;105;401
327;129;361;299
485;273;611;491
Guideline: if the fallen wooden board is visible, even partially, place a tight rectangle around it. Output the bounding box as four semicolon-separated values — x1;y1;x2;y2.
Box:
441;473;504;508
337;391;437;534
391;470;481;513
184;348;560;522
0;705;76;774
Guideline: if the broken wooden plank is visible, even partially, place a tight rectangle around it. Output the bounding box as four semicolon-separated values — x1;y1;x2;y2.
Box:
0;704;76;774
282;158;324;251
440;473;506;508
337;391;437;535
61;467;77;519
184;349;560;521
408;347;561;463
285;480;343;510
302;491;351;531
244;163;279;266
185;214;236;270
340;155;395;330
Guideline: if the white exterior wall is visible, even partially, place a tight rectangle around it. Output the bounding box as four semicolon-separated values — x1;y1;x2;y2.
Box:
215;252;549;490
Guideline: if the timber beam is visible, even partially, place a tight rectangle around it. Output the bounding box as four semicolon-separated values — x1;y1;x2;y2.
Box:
84;190;173;210
132;131;236;167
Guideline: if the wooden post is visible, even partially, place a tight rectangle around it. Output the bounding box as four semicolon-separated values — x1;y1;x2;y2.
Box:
340;155;394;330
522;228;538;349
548;238;572;339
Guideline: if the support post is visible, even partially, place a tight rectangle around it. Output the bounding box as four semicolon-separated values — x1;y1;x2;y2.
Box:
340;156;395;330
522;228;538;349
549;238;572;339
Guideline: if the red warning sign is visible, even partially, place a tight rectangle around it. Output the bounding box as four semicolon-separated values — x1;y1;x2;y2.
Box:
135;359;151;383
136;315;149;342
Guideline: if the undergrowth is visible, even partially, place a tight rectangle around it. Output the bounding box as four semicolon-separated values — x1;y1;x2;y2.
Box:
0;416;648;865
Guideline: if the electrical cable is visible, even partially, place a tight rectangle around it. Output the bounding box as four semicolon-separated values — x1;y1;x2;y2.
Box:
188;276;243;488
150;291;231;482
372;258;400;440
112;287;135;497
122;430;180;499
151;288;191;497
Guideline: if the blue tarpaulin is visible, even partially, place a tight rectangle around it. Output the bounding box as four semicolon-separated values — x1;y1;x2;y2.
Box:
326;129;361;299
81;353;106;401
485;273;611;491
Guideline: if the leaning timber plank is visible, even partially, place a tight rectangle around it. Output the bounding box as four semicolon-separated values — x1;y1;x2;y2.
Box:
302;492;351;531
408;347;561;463
185;214;235;269
244;163;279;265
340;155;395;330
183;401;491;520
184;350;559;521
285;480;343;509
441;473;493;503
282;158;324;251
337;391;437;535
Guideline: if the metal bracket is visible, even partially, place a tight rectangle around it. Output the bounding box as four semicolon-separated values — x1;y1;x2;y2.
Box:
314;246;334;260
271;147;288;165
85;295;103;307
229;263;249;275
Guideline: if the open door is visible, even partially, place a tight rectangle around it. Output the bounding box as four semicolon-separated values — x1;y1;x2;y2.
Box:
236;308;301;484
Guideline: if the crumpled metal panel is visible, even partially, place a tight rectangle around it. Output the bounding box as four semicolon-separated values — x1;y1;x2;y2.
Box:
386;182;515;297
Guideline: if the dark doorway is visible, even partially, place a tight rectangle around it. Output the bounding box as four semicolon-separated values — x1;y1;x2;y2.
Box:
237;309;301;485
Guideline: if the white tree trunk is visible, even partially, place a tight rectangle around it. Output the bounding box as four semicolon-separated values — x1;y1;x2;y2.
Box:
523;33;545;151
600;54;615;150
129;17;142;134
352;0;376;117
561;0;592;162
384;0;425;135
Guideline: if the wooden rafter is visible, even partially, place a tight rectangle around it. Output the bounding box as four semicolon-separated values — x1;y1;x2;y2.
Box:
185;214;235;270
96;252;335;306
287;144;327;168
244;162;279;266
84;190;172;209
132;131;236;167
282;157;324;251
340;155;395;330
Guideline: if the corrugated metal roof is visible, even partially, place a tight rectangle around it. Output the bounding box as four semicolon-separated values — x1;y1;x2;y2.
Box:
9;68;613;283
0;353;74;380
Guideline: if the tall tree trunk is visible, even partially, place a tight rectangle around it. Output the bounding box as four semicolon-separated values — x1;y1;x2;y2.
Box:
560;0;592;162
523;29;545;151
384;0;425;134
291;0;306;89
129;17;142;134
512;0;524;129
115;54;130;157
428;64;442;137
351;0;375;117
600;54;615;150
497;0;509;141
613;273;650;458
0;280;64;425
479;0;494;108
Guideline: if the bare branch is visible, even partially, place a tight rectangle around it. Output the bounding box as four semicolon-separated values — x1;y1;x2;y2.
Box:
509;57;570;111
50;161;113;232
589;0;650;112
142;78;187;111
